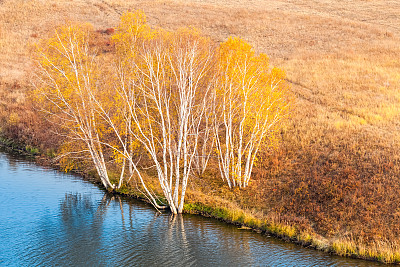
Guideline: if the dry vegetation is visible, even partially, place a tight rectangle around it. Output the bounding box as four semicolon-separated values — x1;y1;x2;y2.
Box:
2;0;400;263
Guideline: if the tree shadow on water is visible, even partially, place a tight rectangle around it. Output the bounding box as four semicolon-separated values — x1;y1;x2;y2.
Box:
30;192;115;266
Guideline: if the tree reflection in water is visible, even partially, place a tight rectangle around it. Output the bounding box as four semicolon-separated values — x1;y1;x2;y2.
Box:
34;192;254;266
32;193;107;266
32;191;379;267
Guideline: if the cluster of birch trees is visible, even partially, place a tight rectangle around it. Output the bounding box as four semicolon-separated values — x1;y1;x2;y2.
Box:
34;11;290;214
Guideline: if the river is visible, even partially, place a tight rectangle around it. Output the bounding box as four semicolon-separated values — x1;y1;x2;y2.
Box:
0;151;386;266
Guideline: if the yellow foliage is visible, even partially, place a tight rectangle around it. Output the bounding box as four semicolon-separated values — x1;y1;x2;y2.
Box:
112;10;153;62
34;23;99;115
8;113;20;125
214;36;291;187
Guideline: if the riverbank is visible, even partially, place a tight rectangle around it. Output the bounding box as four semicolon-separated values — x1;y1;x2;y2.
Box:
116;180;400;264
1;138;398;264
2;150;382;266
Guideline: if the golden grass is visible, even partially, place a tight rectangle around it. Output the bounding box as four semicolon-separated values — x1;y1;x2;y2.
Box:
2;0;400;263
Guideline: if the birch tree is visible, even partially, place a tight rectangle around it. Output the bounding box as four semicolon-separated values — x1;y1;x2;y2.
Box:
192;100;214;176
213;37;290;188
34;24;117;189
34;22;168;211
113;12;215;213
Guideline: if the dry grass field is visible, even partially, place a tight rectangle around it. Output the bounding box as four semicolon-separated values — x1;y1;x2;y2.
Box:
2;0;400;262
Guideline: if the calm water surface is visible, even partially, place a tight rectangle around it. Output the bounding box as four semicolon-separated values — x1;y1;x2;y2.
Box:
0;151;387;266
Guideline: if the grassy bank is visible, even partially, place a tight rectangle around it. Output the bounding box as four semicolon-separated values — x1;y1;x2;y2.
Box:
1;136;399;264
2;0;400;264
112;181;400;264
182;202;400;264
